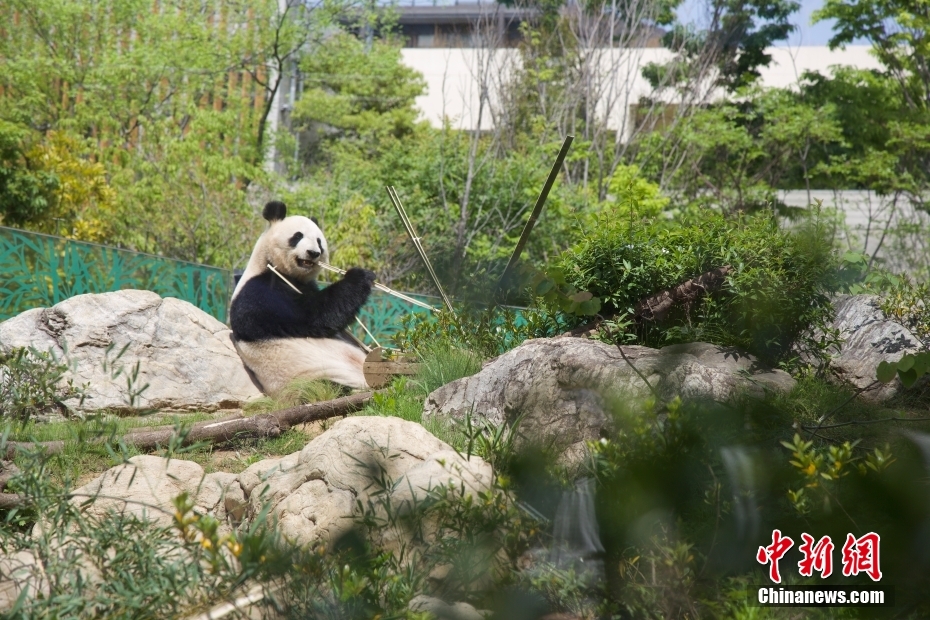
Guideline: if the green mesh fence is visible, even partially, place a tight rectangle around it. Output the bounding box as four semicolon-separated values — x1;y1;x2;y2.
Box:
0;226;232;322
0;226;438;345
352;290;438;347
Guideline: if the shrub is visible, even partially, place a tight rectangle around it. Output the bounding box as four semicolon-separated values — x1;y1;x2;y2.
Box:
0;346;84;422
558;209;845;365
875;276;930;345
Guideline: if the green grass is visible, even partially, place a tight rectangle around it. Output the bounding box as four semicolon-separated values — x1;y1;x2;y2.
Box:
5;411;217;443
764;374;930;450
244;377;346;414
1;393;341;484
355;345;483;448
1;355;489;487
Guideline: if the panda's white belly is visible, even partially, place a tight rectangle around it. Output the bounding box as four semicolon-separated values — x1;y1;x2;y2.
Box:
233;337;368;395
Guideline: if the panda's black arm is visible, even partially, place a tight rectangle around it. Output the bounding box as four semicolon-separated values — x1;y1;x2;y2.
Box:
297;268;376;333
230;270;375;341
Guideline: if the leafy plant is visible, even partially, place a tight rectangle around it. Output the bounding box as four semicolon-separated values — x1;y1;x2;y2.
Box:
876;277;930;343
876;351;930;389
0;346;84;422
780;434;889;515
559;207;844;365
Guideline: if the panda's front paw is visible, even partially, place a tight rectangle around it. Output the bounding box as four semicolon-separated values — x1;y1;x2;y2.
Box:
345;267;377;286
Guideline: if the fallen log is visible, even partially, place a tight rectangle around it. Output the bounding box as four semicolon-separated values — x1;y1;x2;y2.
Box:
273;391;373;428
3;440;65;460
2;392;374;458
122;414;284;450
565;265;732;337
0;492;26;510
0;392;376;510
635;265;732;321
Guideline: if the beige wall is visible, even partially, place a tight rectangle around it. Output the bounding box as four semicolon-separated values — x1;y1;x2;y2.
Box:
400;46;882;132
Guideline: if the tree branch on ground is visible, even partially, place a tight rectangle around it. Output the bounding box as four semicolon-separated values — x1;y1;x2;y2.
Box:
2;392;373;461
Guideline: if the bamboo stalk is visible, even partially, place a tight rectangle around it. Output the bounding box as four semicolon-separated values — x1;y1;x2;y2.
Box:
497;136;574;291
386;186;455;314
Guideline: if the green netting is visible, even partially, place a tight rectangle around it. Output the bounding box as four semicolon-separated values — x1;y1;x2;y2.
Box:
0;226;232;322
0;226;526;348
0;226;439;345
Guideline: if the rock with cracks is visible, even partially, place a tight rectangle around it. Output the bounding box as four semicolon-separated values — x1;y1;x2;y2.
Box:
0;290;262;413
3;418;495;616
815;294;928;402
239;416;493;551
69;455;247;535
423;338;796;465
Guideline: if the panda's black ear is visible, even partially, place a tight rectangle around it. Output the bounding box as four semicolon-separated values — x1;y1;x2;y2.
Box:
310;216;321;228
263;201;287;222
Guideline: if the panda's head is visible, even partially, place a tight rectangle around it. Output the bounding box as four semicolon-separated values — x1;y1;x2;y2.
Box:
258;201;329;283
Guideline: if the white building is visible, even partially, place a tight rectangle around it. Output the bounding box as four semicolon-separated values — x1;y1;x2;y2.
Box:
399;45;882;132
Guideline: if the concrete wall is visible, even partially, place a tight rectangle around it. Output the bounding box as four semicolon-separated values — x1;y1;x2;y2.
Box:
780;190;929;275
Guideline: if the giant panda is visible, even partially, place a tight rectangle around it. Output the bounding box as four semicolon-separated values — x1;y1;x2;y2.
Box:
229;200;376;395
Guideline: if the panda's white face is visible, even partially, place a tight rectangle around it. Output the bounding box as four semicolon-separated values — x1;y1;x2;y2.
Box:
265;216;329;282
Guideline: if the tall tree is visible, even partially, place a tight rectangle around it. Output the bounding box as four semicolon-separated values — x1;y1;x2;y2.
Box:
815;0;930;111
644;0;800;92
814;0;930;213
0;0;339;266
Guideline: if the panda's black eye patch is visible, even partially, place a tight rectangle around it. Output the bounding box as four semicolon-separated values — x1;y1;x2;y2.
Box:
317;238;323;254
288;232;304;248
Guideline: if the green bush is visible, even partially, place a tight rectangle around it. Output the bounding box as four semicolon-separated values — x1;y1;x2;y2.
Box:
0;346;84;422
558;210;845;365
586;389;930;618
875;276;929;345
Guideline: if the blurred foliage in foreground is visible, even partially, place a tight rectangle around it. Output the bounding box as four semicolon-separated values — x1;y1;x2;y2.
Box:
4;362;930;617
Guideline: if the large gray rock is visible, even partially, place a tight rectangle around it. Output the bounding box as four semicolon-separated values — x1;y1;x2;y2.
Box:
0;290;262;412
60;416;492;550
5;419;494;615
240;416;493;550
423;339;796;464
0;550;49;613
821;294;928;401
68;455;245;534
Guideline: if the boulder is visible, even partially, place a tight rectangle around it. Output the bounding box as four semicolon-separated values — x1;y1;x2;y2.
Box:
408;595;485;620
7;420;494;615
0;290;262;412
819;295;928;401
240;416;493;550
423;339;795;464
69;455;244;533
0;550;49;612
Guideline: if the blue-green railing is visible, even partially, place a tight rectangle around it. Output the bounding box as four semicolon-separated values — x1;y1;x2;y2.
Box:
0;226;437;345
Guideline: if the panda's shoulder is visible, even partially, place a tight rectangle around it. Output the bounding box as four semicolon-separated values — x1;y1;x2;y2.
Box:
236;271;276;297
